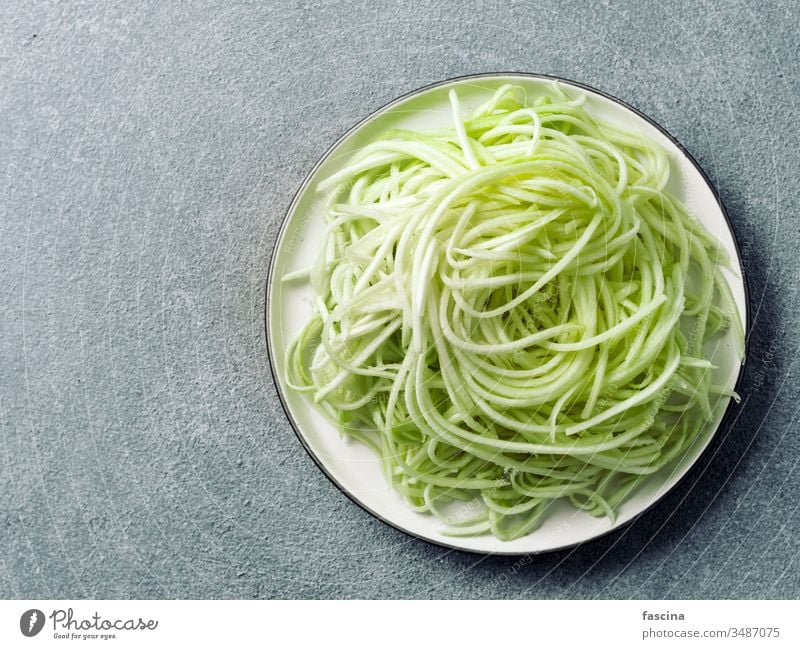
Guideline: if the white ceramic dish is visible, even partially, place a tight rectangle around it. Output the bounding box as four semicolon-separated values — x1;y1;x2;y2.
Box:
266;73;749;555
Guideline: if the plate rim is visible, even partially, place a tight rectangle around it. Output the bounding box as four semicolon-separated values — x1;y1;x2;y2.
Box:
264;71;752;556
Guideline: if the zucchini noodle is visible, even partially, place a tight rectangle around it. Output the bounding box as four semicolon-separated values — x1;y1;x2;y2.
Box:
283;83;745;541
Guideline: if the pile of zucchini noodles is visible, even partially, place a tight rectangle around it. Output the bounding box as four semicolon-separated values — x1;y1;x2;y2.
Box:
284;82;744;541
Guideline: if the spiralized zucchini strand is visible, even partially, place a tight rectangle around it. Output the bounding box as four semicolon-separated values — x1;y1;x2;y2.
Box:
284;83;744;541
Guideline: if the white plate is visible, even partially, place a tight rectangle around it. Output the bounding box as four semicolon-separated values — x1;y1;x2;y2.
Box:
266;73;749;555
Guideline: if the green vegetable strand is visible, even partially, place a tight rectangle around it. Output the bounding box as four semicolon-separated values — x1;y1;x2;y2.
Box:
284;83;744;541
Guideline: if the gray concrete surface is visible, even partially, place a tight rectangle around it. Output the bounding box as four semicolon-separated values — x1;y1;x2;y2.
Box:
1;0;798;599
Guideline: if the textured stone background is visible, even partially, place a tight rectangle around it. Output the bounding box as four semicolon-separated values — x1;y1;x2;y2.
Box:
1;0;798;599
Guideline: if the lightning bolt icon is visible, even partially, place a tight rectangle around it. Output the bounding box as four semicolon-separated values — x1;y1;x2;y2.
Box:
28;611;37;632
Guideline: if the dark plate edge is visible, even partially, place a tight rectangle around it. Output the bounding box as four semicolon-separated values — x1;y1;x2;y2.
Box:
263;71;752;557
